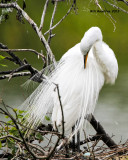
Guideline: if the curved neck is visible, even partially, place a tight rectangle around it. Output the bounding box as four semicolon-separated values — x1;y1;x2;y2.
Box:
80;27;103;55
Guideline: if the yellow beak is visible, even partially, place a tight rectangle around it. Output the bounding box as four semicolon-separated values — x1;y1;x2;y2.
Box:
84;53;88;69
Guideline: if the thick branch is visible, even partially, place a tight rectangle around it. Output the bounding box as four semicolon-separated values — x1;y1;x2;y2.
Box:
88;114;118;149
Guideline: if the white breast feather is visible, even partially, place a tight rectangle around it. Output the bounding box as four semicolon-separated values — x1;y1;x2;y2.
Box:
21;42;117;137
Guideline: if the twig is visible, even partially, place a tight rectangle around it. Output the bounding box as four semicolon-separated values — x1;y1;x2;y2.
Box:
0;102;51;159
47;0;58;45
79;134;102;146
2;64;37;81
94;0;116;32
46;137;60;159
0;2;57;66
55;84;65;139
0;104;37;159
0;48;45;59
0;43;24;66
39;0;49;31
44;0;76;35
103;0;128;13
117;0;128;5
0;135;47;155
0;72;31;80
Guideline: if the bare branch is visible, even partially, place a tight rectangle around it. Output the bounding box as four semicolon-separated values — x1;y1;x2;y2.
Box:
94;0;116;32
55;84;65;139
0;72;31;80
88;114;118;149
47;0;58;45
0;2;57;66
117;0;128;6
44;0;76;35
0;48;45;59
39;0;49;31
0;43;24;66
103;0;128;13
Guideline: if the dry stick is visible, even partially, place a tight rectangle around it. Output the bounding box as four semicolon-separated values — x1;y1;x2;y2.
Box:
0;72;31;80
88;114;118;149
46;137;60;159
39;0;49;31
0;48;45;59
120;0;128;5
94;0;116;32
0;44;39;76
47;1;58;65
103;0;128;13
0;63;37;80
0;70;16;75
47;0;58;45
0;43;24;66
44;0;76;35
4;56;16;63
79;134;102;146
0;2;56;66
55;84;65;139
10;64;37;76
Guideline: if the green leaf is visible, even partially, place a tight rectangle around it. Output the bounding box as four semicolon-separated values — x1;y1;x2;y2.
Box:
18;114;23;119
45;116;50;121
7;139;14;148
7;120;13;125
18;110;25;114
13;108;18;112
0;55;5;60
5;115;9;119
9;128;19;137
0;64;7;67
0;141;2;149
12;146;17;155
11;127;17;131
35;133;44;141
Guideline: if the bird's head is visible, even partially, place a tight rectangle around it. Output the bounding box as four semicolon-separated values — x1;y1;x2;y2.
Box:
80;27;103;68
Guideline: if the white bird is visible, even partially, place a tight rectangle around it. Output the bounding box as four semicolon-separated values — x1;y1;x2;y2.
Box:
21;27;118;137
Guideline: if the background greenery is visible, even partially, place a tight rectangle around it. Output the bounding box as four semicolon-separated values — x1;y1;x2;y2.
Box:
0;0;128;142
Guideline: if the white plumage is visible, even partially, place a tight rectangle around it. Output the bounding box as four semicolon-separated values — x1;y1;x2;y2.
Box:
21;27;118;136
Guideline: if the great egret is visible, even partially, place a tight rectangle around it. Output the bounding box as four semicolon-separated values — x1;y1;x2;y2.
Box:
21;27;118;137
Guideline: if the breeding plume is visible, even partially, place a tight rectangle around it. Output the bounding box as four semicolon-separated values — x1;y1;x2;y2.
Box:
21;27;118;136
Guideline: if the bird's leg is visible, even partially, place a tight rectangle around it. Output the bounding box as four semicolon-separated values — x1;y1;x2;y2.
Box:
72;126;75;152
77;130;80;152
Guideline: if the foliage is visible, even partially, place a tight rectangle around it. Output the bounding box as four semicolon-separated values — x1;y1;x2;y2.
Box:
0;55;7;67
0;102;128;159
0;102;52;159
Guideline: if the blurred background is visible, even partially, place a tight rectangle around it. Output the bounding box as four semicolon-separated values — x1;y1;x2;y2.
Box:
0;0;128;143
